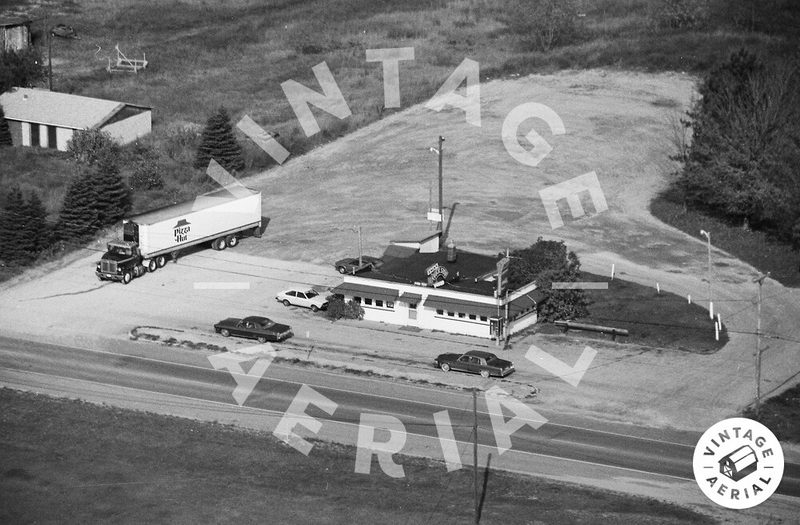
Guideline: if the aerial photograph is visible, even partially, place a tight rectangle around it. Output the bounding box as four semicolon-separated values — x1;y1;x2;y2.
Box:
1;0;798;523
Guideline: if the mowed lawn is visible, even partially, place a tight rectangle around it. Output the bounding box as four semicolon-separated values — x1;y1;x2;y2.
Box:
0;389;713;524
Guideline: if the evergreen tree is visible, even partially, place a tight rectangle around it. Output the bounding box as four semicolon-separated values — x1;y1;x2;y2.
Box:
0;186;30;264
58;171;101;241
193;107;245;173
22;191;49;256
0;105;12;146
90;155;131;225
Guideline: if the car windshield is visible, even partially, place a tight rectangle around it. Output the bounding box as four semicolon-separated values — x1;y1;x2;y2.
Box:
258;320;275;328
306;290;318;298
108;245;130;256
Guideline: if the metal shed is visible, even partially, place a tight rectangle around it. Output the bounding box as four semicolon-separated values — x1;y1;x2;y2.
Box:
0;17;32;52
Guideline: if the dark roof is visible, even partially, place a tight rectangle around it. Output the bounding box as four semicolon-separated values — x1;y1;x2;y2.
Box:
508;290;547;316
0;17;32;27
424;295;499;318
331;282;400;302
364;247;501;296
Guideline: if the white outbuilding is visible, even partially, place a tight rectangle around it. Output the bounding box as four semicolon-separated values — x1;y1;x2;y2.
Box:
0;87;152;151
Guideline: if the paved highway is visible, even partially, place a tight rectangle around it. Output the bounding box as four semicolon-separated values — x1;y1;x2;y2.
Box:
1;335;798;501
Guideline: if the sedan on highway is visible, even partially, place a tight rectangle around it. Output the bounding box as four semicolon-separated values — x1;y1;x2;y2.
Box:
276;289;329;312
214;316;293;343
434;350;515;378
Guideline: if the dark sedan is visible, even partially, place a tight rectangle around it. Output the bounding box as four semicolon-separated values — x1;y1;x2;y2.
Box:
334;256;383;274
434;350;515;378
214;316;293;343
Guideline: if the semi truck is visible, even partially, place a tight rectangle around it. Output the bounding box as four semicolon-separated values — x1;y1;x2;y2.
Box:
96;187;262;284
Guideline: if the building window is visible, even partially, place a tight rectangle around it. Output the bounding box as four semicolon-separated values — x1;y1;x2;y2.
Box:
480;316;487;322
458;312;465;318
409;303;417;310
353;296;361;303
436;309;444;315
469;314;476;320
376;299;384;307
386;301;394;309
364;298;372;305
447;311;455;317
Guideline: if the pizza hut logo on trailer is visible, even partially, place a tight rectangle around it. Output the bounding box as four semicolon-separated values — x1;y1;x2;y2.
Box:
173;219;191;243
693;417;784;509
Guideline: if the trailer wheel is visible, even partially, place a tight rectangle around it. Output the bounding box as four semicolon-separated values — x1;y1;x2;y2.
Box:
134;264;146;277
225;234;238;248
147;259;157;272
212;237;227;251
122;272;132;285
156;255;167;268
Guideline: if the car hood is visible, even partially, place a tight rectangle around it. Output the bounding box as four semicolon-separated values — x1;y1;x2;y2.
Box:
101;251;133;262
435;353;461;361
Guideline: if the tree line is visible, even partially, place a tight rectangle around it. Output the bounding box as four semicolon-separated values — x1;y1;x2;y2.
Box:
669;49;800;248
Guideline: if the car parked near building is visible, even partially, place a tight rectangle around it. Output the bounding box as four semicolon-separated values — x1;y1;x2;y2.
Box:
434;350;515;378
214;316;292;343
276;289;329;312
333;256;383;274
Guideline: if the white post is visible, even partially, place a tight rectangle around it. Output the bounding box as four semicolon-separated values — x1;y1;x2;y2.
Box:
709;301;714;319
656;282;660;294
688;294;692;304
611;264;615;280
717;313;721;327
715;321;719;341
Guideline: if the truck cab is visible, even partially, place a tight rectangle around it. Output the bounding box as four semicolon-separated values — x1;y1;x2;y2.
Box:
96;240;143;284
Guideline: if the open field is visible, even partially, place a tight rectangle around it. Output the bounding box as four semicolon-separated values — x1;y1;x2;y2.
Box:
0;388;715;524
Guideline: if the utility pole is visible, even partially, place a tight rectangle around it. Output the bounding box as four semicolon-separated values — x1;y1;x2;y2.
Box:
473;389;479;525
437;136;444;233
753;272;769;418
352;225;363;267
700;230;712;316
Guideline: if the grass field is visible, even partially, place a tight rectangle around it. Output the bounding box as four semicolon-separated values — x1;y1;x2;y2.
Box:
744;383;800;443
0;388;713;524
536;272;727;352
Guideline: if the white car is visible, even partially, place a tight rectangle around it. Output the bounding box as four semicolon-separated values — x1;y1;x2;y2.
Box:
276;289;329;312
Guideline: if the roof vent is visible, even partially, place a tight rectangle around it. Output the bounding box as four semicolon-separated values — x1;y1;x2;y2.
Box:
22;94;28;100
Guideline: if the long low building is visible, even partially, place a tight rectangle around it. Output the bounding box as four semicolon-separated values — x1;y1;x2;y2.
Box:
0;87;152;151
332;236;544;340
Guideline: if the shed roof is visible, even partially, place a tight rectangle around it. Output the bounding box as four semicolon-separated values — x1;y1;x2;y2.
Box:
0;17;32;27
0;87;150;130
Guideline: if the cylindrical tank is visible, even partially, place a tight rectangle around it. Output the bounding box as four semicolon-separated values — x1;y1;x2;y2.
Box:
446;238;457;262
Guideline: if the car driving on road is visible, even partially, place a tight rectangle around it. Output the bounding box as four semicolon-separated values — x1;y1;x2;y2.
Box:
434;350;515;378
275;289;329;312
214;316;292;343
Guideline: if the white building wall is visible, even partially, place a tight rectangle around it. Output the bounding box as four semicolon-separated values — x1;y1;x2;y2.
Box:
101;110;152;145
342;276;497;339
56;127;74;151
508;311;538;335
20;121;30;146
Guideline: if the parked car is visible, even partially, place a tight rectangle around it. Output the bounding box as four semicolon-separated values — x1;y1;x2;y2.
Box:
434;350;515;378
214;316;292;343
333;256;383;274
276;289;329;312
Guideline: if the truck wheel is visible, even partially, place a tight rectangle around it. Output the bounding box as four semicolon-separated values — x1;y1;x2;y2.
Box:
134;264;145;277
156;255;167;268
147;259;157;272
220;329;230;337
122;272;132;285
212;237;227;251
225;234;238;248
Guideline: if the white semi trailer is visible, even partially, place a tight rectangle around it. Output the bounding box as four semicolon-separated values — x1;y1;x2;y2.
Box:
96;188;262;284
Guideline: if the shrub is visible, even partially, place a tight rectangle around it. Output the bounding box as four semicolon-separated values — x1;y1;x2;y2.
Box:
325;295;364;321
67;129;120;165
